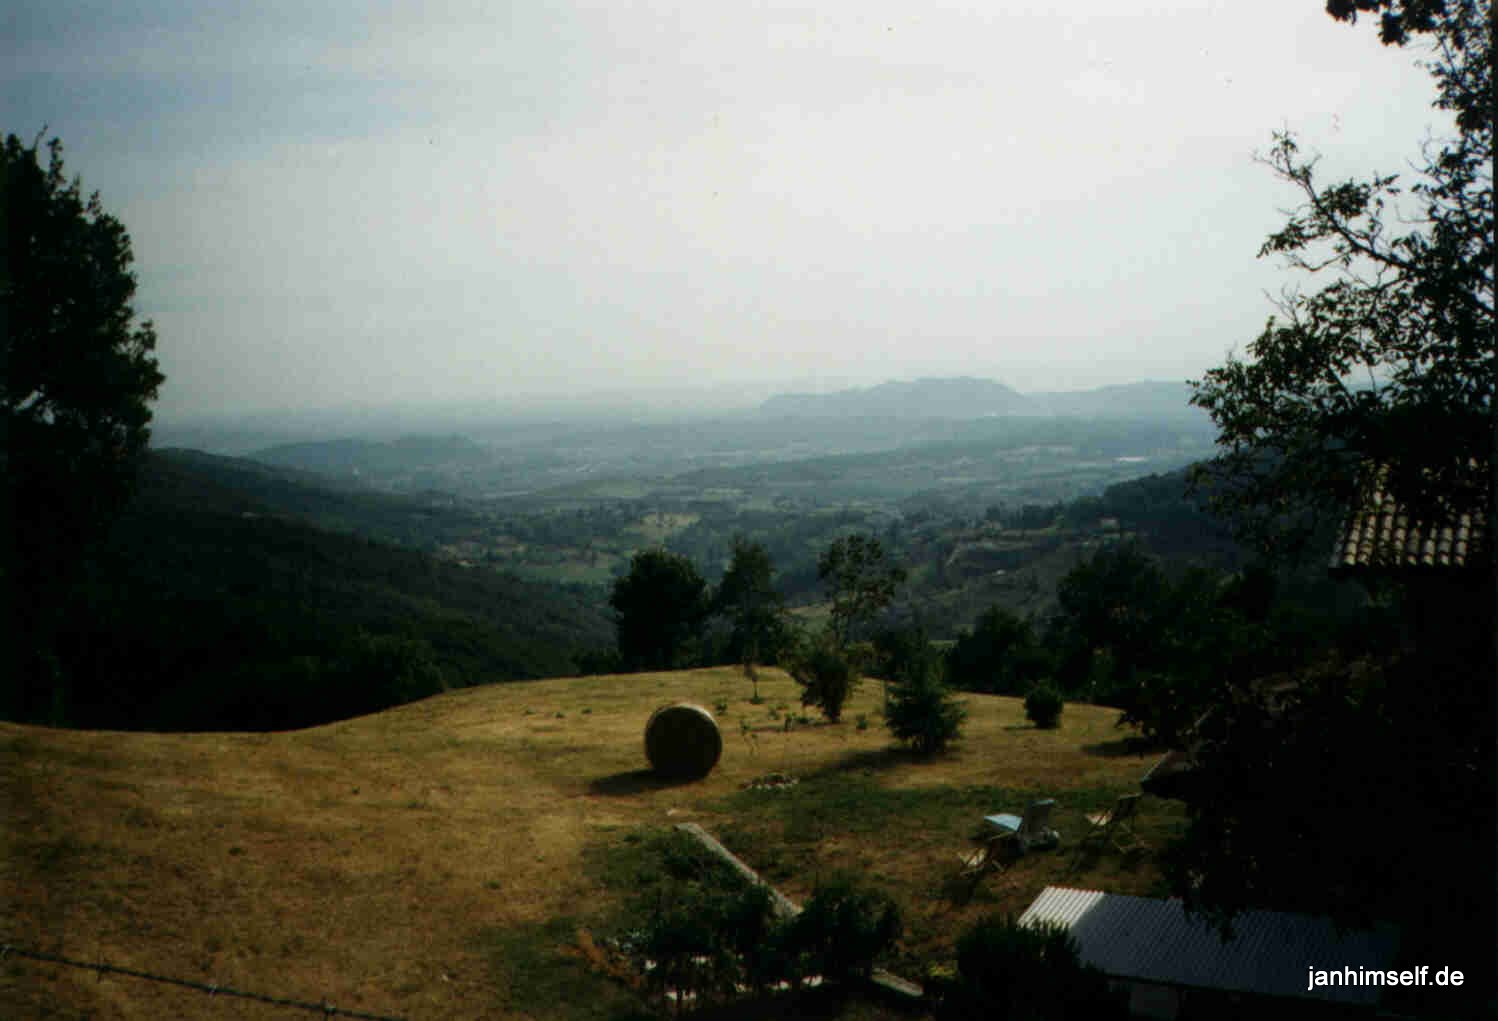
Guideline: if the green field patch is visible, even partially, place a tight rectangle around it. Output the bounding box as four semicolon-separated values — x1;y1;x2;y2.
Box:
474;916;652;1021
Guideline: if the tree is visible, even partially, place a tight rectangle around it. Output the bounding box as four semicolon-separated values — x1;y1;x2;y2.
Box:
783;874;902;984
1049;545;1169;702
944;606;1049;695
1174;3;1494;993
708;537;790;699
885;647;967;755
1189;0;1492;553
608;549;708;671
1325;0;1476;46
786;628;860;722
817;533;905;645
3;134;166;722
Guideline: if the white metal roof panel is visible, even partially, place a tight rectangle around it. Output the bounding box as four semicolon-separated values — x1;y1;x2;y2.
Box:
1019;886;1401;1006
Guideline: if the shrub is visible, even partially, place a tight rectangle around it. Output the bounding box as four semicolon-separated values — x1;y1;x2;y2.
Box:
787;630;860;722
636;883;773;1007
885;661;967;755
932;916;1124;1021
1024;683;1064;729
623;840;905;1005
626;834;785;1006
784;874;903;983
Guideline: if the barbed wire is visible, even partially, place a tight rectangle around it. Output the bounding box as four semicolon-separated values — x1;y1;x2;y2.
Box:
0;943;409;1021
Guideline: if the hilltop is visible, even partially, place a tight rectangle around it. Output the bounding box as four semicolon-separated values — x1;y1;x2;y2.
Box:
759;377;1033;419
1;668;1176;1020
758;377;1205;422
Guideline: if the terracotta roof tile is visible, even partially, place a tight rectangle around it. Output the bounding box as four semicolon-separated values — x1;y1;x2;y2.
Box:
1330;464;1486;571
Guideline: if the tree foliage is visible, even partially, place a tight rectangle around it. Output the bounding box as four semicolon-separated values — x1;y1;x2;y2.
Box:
1326;0;1475;46
885;649;967;755
708;537;792;691
783;875;903;983
39;456;614;731
786;628;860;722
817;533;905;644
625;835;902;1009
1050;545;1170;699
1190;0;1492;553
1169;3;1494;983
1162;648;1491;963
945;606;1049;695
3;134;166;721
932;916;1124;1021
1022;683;1064;729
609;549;708;671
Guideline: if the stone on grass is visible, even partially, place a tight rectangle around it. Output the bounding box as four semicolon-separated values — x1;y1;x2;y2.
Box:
645;703;722;780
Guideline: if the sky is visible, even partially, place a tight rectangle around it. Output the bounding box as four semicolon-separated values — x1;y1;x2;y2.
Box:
5;0;1454;422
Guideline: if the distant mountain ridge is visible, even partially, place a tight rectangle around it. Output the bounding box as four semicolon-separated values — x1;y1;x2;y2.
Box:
251;433;493;477
759;377;1202;421
759;377;1032;419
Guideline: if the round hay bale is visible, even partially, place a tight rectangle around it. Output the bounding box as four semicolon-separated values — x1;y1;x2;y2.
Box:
644;703;722;780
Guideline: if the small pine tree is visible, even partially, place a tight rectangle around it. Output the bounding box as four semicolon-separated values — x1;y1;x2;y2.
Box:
886;658;967;755
787;629;859;722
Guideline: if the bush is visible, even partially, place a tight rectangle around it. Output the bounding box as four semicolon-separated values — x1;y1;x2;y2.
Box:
932;916;1124;1021
636;880;779;1007
626;833;785;1006
885;660;967;755
625;843;903;1004
1024;683;1064;729
787;630;860;722
784;874;903;983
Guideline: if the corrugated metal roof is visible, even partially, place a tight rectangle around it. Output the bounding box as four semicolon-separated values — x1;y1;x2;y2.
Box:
1019;886;1401;1006
1330;464;1485;571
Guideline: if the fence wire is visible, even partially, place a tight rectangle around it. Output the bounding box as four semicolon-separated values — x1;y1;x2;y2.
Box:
1;943;409;1021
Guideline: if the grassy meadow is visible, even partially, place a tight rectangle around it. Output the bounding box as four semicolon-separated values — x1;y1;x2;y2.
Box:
2;668;1181;1019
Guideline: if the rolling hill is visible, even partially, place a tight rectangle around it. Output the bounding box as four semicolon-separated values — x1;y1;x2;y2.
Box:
758;377;1207;422
759;377;1033;419
50;450;613;731
1;668;1175;1020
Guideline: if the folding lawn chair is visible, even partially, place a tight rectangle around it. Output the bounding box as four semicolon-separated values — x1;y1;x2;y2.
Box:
1069;793;1145;871
953;830;1023;902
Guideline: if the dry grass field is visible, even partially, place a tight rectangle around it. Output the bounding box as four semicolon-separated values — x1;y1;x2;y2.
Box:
2;668;1181;1020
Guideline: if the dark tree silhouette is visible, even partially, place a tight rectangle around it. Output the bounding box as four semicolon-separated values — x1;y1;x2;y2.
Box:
945;606;1049;696
1190;0;1492;552
3;134;165;722
1172;6;1494;1001
708;537;789;698
817;533;904;645
609;548;708;671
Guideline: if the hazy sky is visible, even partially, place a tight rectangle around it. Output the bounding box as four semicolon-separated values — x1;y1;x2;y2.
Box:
6;1;1451;421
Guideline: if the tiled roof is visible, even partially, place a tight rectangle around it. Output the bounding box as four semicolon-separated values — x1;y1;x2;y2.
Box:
1330;465;1485;571
1020;886;1401;1006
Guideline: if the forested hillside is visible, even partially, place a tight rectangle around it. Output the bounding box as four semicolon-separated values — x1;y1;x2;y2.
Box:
53;451;612;731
